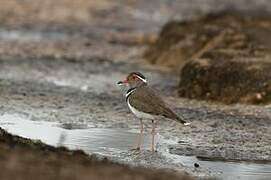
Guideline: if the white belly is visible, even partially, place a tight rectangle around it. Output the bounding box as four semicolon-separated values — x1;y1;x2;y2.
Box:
127;99;154;119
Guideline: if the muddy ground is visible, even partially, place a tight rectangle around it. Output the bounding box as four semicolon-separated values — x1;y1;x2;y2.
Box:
0;0;271;179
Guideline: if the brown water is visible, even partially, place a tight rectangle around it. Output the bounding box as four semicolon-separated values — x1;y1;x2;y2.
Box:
0;114;271;180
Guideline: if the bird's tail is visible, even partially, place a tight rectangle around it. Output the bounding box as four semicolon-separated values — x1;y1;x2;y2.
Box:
176;116;190;126
164;107;190;125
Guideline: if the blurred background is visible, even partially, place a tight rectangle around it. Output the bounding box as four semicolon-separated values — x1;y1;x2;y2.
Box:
0;0;271;180
0;0;271;62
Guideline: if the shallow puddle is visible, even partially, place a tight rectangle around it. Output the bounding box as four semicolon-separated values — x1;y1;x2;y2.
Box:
0;114;271;180
0;114;152;155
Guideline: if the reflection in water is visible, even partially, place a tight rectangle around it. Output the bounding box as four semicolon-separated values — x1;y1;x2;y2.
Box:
0;114;271;180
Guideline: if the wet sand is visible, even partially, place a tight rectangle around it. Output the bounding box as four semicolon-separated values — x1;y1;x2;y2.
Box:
0;126;191;180
0;0;271;179
1;114;271;179
1;54;270;162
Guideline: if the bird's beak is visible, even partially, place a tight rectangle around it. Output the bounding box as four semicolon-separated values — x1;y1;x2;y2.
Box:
117;80;128;86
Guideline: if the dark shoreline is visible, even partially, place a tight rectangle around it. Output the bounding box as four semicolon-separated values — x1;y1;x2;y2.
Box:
0;127;192;180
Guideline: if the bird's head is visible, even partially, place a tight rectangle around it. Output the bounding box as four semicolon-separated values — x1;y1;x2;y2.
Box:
117;72;147;88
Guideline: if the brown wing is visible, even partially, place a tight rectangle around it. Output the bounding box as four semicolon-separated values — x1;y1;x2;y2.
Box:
128;86;179;120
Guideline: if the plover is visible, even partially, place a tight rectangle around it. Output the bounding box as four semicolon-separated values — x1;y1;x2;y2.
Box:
117;72;190;152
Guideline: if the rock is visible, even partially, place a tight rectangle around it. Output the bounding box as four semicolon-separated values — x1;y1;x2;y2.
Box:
194;163;200;168
144;13;271;69
179;58;271;104
144;13;271;104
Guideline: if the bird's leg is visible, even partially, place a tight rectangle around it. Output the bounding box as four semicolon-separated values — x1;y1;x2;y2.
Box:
135;119;143;150
151;120;156;152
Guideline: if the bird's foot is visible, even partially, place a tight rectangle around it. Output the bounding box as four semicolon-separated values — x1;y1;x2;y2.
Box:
151;148;157;153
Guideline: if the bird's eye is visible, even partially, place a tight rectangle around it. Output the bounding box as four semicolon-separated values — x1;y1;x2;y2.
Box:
132;76;137;80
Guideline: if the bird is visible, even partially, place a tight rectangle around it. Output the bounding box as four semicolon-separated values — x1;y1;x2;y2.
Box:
117;72;190;152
